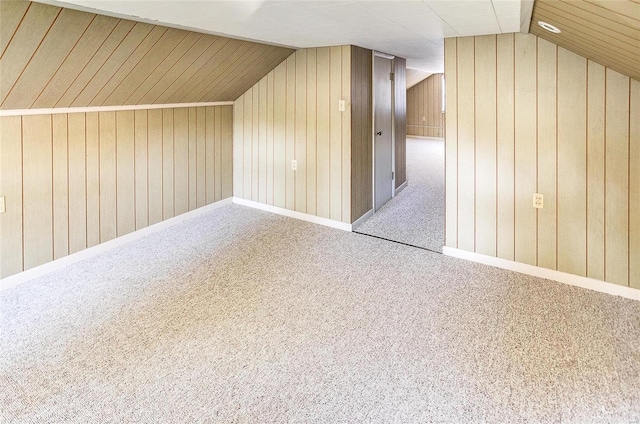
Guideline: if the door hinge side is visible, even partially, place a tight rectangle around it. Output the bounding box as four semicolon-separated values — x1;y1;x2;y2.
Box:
392;171;394;180
390;72;394;81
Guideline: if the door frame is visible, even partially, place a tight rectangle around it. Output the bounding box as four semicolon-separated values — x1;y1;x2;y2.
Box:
371;51;396;212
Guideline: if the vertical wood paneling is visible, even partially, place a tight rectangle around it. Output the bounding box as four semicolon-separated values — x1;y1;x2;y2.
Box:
0;116;23;277
557;47;587;276
285;55;296;211
604;69;630;286
513;33;537;266
134;110;148;229
147;109;163;225
259;77;269;205
173;108;189;215
188;107;197;210
587;61;606;281
251;71;259;202
116;110;135;236
273;63;286;209
67;113;86;253
243;88;252;199
445;32;636;287
630;80;640;289
99;111;117;242
205;106;215;204
52;114;69;259
2;106;233;278
162;109;174;219
306;49;318;215
329;46;342;221
406;74;444;138
444;38;458;248
266;72;275;205
536;38;557;270
221;106;233;199
316;48;331;219
393;57;406;189
85;112;100;247
342;45;352;222
295;50;307;213
22;114;53;269
456;37;475;252
196;107;206;207
474;35;497;257
233;98;243;197
496;34;515;260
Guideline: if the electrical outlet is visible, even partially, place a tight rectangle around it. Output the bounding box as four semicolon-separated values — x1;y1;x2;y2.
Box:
0;196;5;214
338;100;346;112
422;116;426;122
291;160;297;171
533;193;544;209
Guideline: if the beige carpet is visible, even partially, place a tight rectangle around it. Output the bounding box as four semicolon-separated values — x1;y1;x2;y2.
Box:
1;204;639;423
356;137;445;252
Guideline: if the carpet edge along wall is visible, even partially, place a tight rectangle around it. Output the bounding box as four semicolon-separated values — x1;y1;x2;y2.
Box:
0;106;233;278
444;32;639;289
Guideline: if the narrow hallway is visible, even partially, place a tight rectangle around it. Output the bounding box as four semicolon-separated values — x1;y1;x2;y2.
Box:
355;136;445;252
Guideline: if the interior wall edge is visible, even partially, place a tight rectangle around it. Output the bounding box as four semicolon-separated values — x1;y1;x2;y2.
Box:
0;102;235;117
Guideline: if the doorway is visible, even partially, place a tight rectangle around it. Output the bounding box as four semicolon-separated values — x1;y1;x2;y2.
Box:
373;54;394;212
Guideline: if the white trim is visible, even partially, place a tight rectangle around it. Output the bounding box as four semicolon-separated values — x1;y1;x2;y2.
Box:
443;247;640;301
394;180;408;196
351;209;374;231
0;198;233;291
0;102;234;117
232;197;352;231
520;0;536;33
374;51;395;60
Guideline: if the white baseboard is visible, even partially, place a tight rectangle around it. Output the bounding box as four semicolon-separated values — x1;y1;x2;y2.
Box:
351;209;374;231
0;198;233;291
442;247;640;301
394;181;408;196
232;197;352;232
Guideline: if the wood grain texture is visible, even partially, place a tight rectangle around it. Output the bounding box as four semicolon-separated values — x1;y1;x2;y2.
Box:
393;56;407;190
531;0;640;81
587;61;606;281
630;80;640;289
444;38;458;248
536;37;557;271
557;47;587;277
513;33;537;267
474;35;497;257
604;69;630;286
0;116;23;277
2;105;233;278
406;74;445;138
0;1;294;110
22;114;53;270
445;32;636;287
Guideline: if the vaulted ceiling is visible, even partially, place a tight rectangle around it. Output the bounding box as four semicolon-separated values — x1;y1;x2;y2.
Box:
0;1;294;110
531;0;639;81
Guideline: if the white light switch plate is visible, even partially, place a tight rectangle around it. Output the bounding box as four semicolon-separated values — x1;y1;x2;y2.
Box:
338;100;346;112
0;196;5;214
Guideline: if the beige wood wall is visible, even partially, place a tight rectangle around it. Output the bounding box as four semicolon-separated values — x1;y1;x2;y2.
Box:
233;47;352;224
0;1;293;109
407;74;444;138
444;33;640;289
0;106;233;278
351;46;373;223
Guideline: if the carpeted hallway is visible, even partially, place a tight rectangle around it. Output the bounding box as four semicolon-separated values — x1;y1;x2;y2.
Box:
355;137;445;252
1;204;639;423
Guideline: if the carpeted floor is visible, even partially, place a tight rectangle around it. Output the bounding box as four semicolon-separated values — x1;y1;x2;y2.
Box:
356;137;445;252
1;204;639;423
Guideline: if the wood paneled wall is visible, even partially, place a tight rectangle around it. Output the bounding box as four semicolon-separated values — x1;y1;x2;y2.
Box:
444;33;640;289
0;1;293;109
407;74;444;138
233;47;352;224
393;57;407;190
351;46;373;223
0;106;233;278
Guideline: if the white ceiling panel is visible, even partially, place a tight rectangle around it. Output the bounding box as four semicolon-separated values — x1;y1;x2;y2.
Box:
39;0;529;73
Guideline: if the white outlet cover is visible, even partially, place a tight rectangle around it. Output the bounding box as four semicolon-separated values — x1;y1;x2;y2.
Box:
533;193;543;209
0;196;5;214
291;160;297;171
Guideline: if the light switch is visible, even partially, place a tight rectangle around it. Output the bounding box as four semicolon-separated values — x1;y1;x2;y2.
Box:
0;196;5;214
338;100;346;112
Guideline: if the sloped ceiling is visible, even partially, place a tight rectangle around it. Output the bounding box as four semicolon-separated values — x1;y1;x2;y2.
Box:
0;1;294;110
531;0;639;81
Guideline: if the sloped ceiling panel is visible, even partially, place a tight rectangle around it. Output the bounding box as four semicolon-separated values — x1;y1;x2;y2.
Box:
0;1;295;110
530;0;639;81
